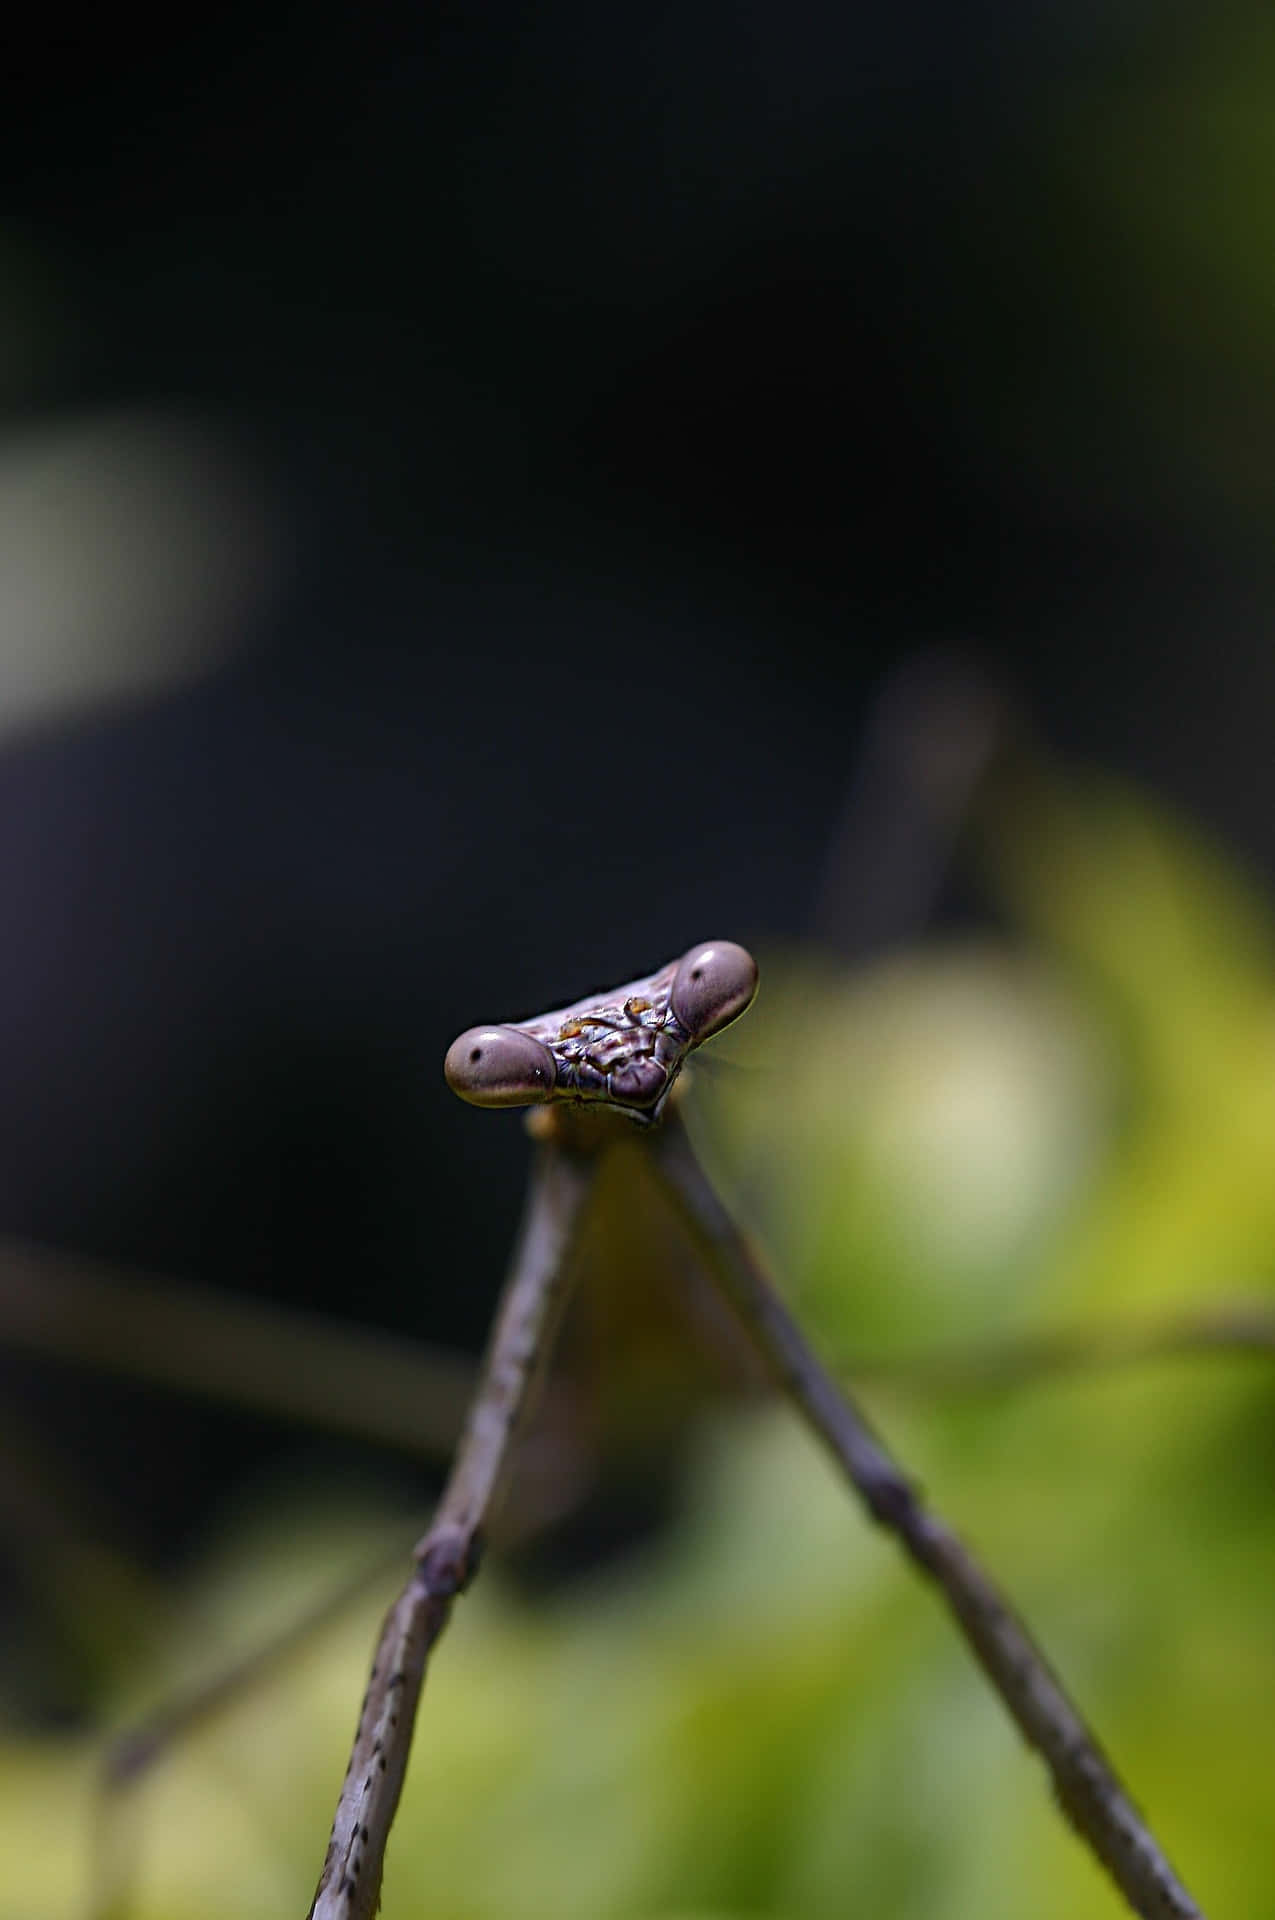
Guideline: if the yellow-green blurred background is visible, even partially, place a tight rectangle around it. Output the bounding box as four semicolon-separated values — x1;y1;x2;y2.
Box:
3;5;1275;1916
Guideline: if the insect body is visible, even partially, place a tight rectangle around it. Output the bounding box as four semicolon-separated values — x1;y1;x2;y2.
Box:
444;939;758;1124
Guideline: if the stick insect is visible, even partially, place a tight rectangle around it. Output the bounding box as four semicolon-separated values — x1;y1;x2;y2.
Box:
295;938;1202;1920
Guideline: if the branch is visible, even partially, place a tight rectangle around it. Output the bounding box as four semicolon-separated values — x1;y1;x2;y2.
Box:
0;1236;473;1458
4;1232;1266;1456
305;1140;595;1920
846;1299;1275;1397
651;1112;1205;1920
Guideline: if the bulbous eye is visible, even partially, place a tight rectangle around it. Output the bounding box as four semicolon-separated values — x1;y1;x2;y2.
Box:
670;940;759;1044
444;1026;557;1107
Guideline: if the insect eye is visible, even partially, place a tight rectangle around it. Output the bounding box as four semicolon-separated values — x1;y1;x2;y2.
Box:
443;1026;557;1107
670;941;759;1044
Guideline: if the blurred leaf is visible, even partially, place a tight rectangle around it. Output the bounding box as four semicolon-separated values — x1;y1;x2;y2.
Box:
0;413;281;737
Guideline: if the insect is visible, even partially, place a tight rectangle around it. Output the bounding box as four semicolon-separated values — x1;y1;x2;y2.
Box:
301;940;1200;1920
443;938;759;1121
25;712;1259;1920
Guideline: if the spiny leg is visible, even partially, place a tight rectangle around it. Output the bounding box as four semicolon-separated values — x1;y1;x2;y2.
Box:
305;1138;597;1920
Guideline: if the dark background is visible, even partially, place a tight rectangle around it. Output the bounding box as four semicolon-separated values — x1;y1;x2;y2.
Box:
3;3;1275;1716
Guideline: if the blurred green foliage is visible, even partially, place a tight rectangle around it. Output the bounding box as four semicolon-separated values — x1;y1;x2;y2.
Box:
4;763;1274;1920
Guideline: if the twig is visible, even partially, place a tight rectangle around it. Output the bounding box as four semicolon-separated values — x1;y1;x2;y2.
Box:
813;650;1010;959
87;1535;414;1920
305;1140;594;1920
650;1111;1205;1920
4;1230;1267;1456
0;1237;473;1458
91;1331;593;1920
846;1298;1275;1396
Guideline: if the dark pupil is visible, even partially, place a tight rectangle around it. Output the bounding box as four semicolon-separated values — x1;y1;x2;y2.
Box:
470;1047;483;1063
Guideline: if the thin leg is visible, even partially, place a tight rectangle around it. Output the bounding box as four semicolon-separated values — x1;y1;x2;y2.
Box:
305;1139;595;1920
650;1110;1204;1920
